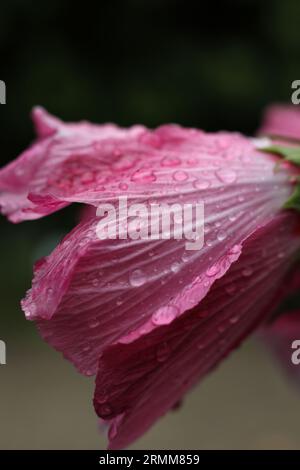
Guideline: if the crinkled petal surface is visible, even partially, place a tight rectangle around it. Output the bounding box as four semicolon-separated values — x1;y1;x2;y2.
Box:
0;107;145;222
94;213;300;449
0;108;298;223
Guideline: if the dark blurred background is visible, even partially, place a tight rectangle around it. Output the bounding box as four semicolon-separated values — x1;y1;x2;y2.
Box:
1;0;300;449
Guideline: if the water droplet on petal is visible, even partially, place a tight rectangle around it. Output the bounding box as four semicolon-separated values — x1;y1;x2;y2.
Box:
131;169;156;183
217;230;227;241
206;238;214;247
229;315;240;324
113;154;136;171
193;179;210;190
172;170;188;182
139;132;162;148
182;251;192;262
89;320;100;329
229;214;237;222
152;305;178;325
161;156;181;167
242;267;253;277
129;269;146;287
216;168;237;184
171;262;180;273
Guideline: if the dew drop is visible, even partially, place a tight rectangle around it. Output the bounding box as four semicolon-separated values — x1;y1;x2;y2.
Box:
171;262;180;273
89;320;100;329
242;267;253;277
206;238;214;247
172;170;188;182
193;179;210;190
161;156;181;167
131;169;156;183
229;315;240;324
229;214;237;222
129;269;146;287
152;305;178;325
216;168;237;184
217;230;227;241
113;155;135;171
182;251;192;262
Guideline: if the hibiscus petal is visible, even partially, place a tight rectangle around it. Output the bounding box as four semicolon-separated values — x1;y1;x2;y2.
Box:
263;310;300;384
261;264;300;383
0;109;297;224
259;104;300;141
0;107;145;222
21;140;297;377
44;129;296;212
93;213;300;449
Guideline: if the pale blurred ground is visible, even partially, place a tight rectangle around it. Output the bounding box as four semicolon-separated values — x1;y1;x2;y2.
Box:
0;330;300;450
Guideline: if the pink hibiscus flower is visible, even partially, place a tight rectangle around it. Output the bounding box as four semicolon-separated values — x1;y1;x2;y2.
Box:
1;107;300;449
259;104;300;142
258;103;300;385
